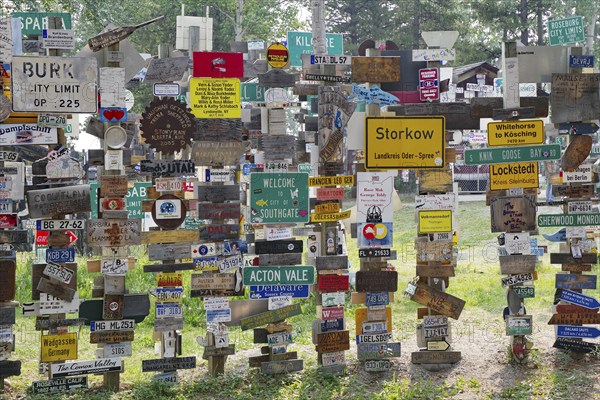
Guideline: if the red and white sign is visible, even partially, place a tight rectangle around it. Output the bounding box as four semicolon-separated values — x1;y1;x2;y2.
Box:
35;230;77;246
0;214;17;228
419;68;439;102
192;52;244;78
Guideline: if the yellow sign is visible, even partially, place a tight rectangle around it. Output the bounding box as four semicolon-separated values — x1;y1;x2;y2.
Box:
315;202;341;214
487;120;544;146
365;116;445;169
189;78;241;119
489;162;539;190
310;210;351;222
266;42;289;69
354;307;392;335
157;272;183;287
308;175;354;187
418;210;452;234
40;332;78;362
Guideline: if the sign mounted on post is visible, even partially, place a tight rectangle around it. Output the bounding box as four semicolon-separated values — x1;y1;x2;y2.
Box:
266;43;289;68
365;117;445;169
487;120;544;146
11;56;98;113
489;162;539;191
249;172;309;224
286;31;343;67
189;78;241;119
418;68;439;102
548;16;584;45
464;144;560;165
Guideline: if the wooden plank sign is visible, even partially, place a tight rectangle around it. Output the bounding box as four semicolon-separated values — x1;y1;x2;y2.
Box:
99;175;128;197
555;274;597;290
191;141;248;166
412;351;461;364
355;270;398;292
351;57;400;82
553;338;599;354
415;241;453;264
199;224;240;241
550;73;600;124
550;253;597;265
417;169;453;194
261;359;303;374
315;255;348;270
50;358;122;378
0;360;21;377
87;219;141;247
548;313;600;325
195;185;239;203
141;356;196;372
27;185;91;218
408;282;465;320
239;303;302;331
148;243;192;261
499;255;537;275
316;330;350;354
490;196;536;233
36;278;76;302
0;259;16;301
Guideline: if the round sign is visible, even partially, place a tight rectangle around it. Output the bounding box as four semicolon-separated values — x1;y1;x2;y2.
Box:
561;134;592;172
198;244;209;256
373;223;388;240
109;301;119;311
124;89;135;111
104;126;128;149
266;42;289;69
140;97;196;154
151;194;187;230
362;223;376;240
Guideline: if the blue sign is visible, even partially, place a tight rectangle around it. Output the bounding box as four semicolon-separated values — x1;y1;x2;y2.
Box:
249;285;310;299
559;289;600;309
557;122;599;135
320;317;344;332
542;228;567;242
365;292;389;307
569;55;594;68
45;248;75;263
557;325;600;339
206;309;231;323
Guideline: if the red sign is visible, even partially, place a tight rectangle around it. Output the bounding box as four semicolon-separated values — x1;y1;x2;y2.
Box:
35;230;77;246
419;68;439;102
317;274;349;293
321;306;344;320
316;188;344;201
100;198;126;211
192;52;244;78
0;214;17;228
183;181;194;192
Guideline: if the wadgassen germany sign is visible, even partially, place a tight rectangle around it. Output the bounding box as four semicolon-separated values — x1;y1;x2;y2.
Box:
365;116;445;169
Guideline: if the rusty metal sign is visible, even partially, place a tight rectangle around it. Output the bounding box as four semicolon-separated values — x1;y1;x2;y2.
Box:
140;97;195;154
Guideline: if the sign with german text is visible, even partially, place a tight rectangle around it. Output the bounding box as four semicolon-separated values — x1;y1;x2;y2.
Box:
489;162;539;191
417;210;452;234
487;120;544;146
0;124;58;145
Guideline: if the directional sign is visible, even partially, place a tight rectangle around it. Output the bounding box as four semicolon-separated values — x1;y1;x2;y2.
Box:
427;340;450;351
557;122;599;135
558;289;600;309
487;120;544;146
31;377;88;395
464;144;560;165
548;16;584;45
365;117;445;169
538;213;600;227
557;325;600;339
249;173;309;224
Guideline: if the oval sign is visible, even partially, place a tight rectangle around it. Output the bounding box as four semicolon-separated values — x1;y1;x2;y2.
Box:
266;42;289;69
151;194;187;230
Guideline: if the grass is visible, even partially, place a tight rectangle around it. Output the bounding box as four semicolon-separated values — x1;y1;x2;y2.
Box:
2;200;600;399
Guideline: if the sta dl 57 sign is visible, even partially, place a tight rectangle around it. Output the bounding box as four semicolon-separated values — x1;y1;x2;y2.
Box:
365;117;445;169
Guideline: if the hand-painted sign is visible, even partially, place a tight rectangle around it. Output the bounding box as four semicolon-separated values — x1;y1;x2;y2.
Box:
87;219;141;246
407;282;465;320
250;172;309;224
27;185;91;219
365;117;445;169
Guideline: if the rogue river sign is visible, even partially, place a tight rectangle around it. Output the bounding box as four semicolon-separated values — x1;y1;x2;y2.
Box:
365;116;445;169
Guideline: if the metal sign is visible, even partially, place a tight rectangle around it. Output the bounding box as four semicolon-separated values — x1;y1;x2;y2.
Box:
13;12;72;35
139;160;195;177
558;289;600;309
0;123;57;145
243;266;314;286
365;117;445;169
286;31;343;67
31;377;87;395
465;144;560;165
11;56;97;113
189;78;241;119
487;120;544;146
42;29;74;49
40;332;77;362
310;54;351;65
489;162;539;191
419;68;439;101
538;213;600;227
248;285;310;299
140;97;195;154
548;16;584;45
556;274;597;290
250;172;309;224
36;219;84;231
50;358;122;378
569;55;594;68
27;185;91;219
141;356;196;372
266;42;289;68
557;325;600;339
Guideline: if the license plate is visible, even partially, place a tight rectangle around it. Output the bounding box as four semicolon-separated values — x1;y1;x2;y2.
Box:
36;219;85;230
46;248;75;263
155;304;182;318
568;201;592;214
43;262;74;284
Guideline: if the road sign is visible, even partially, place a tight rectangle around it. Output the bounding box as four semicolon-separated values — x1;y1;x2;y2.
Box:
286;31;343;67
417;210;452;234
11;56;98;113
243;266;314;286
250;172;309;224
464;144;560;165
365;116;445;169
13;12;72;35
427;340;450;351
558;289;600;309
538;213;600;227
241;82;265;102
419;68;439;102
557;325;600;339
489;162;539;191
548;16;584;45
487;120;544;146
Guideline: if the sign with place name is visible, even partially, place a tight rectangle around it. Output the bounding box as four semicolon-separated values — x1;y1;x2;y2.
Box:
31;377;88;395
489;162;539;191
27;185;91;219
141;356;196;372
243;266;314;286
548;16;584;45
157;272;183;287
42;29;74;49
13;12;71;35
490;196;537;233
191;141;248;167
90;330;134;344
365;117;445;169
417;210;452;234
250;172;309;224
321;306;345;321
40;332;77;362
553;337;599;354
11;56;97;113
538;213;600;227
561;164;592;184
206;309;232;323
551;74;600;124
87;219;141;246
102;342;132;358
50;358;122;378
189;78;241;119
240;303;302;331
310;210;351;222
557;325;600;339
464;144;560;165
556;274;596;290
249;285;310;299
316;330;350;354
140;97;195;154
308;175;354;188
287;31;343;67
140;160;195;177
558;289;600;309
487;120;544;146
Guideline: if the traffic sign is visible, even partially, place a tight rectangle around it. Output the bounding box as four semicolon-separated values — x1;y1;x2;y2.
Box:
249;172;309;224
286;31;343;67
418;68;439;102
365;116;445;169
488;162;539;191
538;213;600;227
465;144;560;165
548;16;584;45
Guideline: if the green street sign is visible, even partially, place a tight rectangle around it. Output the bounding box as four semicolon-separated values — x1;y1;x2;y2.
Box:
250;172;309;224
12;12;72;36
240;82;265;102
464;144;561;165
548;16;584;45
243;266;315;286
287;31;343;67
90;181;151;219
538;213;600;227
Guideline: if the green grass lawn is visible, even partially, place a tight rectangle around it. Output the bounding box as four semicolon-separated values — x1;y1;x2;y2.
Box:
3;200;599;400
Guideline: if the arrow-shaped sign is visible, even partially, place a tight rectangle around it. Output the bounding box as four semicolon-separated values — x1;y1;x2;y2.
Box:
558;289;600;310
427;339;450;351
557;122;599;135
88;15;164;52
543;228;567;242
557;325;600;339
